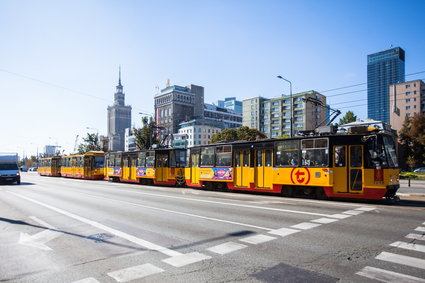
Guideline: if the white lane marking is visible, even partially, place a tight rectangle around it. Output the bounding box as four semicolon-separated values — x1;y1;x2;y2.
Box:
77;192;273;231
290;222;322;230
107;263;164;282
18;216;62;251
239;234;276;245
162;252;211;267
376;252;425;270
406;233;425;241
329;213;352;219
390;241;425;253
355;207;376;211
207;242;247;255
415;226;425;232
342;210;364;215
72;278;101;283
91;190;332;217
8;192;181;257
311;218;339;224
268;228;299;237
356;266;425;283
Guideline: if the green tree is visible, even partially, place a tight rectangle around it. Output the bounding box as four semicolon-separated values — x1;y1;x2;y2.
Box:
210;126;266;144
77;132;101;154
399;113;425;170
134;116;159;150
337;111;357;126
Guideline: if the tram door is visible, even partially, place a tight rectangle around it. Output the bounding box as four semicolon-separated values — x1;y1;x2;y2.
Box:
333;145;364;193
156;154;168;182
190;153;200;185
254;149;273;189
125;155;135;180
84;157;92;178
234;150;250;187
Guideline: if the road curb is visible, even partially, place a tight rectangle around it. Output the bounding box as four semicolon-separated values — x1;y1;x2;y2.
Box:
397;193;425;197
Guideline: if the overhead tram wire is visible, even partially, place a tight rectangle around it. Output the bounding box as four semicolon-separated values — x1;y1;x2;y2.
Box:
319;70;425;94
328;77;425;106
0;67;152;114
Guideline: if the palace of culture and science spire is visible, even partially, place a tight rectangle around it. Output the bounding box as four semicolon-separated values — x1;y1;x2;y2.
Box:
107;68;132;151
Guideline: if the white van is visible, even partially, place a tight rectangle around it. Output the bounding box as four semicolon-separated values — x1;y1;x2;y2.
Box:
0;153;20;184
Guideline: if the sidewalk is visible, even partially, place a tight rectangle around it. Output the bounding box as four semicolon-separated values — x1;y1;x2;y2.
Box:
397;179;425;197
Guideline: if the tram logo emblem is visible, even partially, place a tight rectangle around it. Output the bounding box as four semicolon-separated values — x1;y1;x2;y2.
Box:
290;168;311;185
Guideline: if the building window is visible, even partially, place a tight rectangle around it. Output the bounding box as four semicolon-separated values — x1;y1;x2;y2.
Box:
406;84;411;89
406;92;411;96
406;99;410;103
406;106;411;110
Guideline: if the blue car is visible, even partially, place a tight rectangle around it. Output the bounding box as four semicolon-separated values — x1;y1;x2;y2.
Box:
413;167;425;173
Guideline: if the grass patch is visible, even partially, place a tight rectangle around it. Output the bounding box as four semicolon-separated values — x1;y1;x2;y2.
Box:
400;172;425;181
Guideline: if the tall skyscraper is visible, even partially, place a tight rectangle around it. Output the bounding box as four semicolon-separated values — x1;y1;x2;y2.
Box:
107;68;132;151
367;47;405;123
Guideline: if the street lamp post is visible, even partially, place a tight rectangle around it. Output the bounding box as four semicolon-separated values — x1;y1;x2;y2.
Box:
277;75;293;138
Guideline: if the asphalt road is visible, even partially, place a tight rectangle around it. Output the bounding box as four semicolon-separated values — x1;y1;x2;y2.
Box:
0;172;424;282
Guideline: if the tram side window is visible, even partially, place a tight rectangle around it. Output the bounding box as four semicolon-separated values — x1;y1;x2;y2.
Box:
200;147;215;166
172;150;187;167
334;146;346;167
350;146;362;167
216;146;232;167
275;140;299;166
94;156;105;168
115;155;122;167
146;152;155;167
137;152;146;167
108;155;114;167
301;138;329;167
78;157;84;168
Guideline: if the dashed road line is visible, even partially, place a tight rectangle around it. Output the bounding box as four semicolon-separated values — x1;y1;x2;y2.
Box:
162;252;211;267
107;263;164;282
239;234;276;245
376;252;425;270
207;242;247;255
290;222;322;230
329;213;352;219
72;277;101;283
268;227;300;237
311;218;339;224
390;241;425;253
415;226;425;232
356;266;425;283
355;207;377;211
406;233;425;241
342;209;364;215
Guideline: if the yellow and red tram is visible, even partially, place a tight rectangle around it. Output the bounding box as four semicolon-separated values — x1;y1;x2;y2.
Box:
105;149;187;186
60;151;105;179
185;127;399;200
38;126;400;201
38;156;61;177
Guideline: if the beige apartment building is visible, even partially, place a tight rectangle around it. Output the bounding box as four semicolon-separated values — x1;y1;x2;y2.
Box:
243;91;327;138
389;80;425;132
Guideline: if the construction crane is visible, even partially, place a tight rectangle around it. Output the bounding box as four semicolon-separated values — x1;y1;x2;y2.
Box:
73;135;79;153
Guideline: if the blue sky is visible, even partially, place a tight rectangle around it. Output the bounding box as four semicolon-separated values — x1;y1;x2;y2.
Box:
1;0;424;156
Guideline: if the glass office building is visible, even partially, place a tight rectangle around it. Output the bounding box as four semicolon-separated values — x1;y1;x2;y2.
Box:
367;47;405;123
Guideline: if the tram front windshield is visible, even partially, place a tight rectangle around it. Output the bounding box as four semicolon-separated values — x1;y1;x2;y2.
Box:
366;135;398;169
